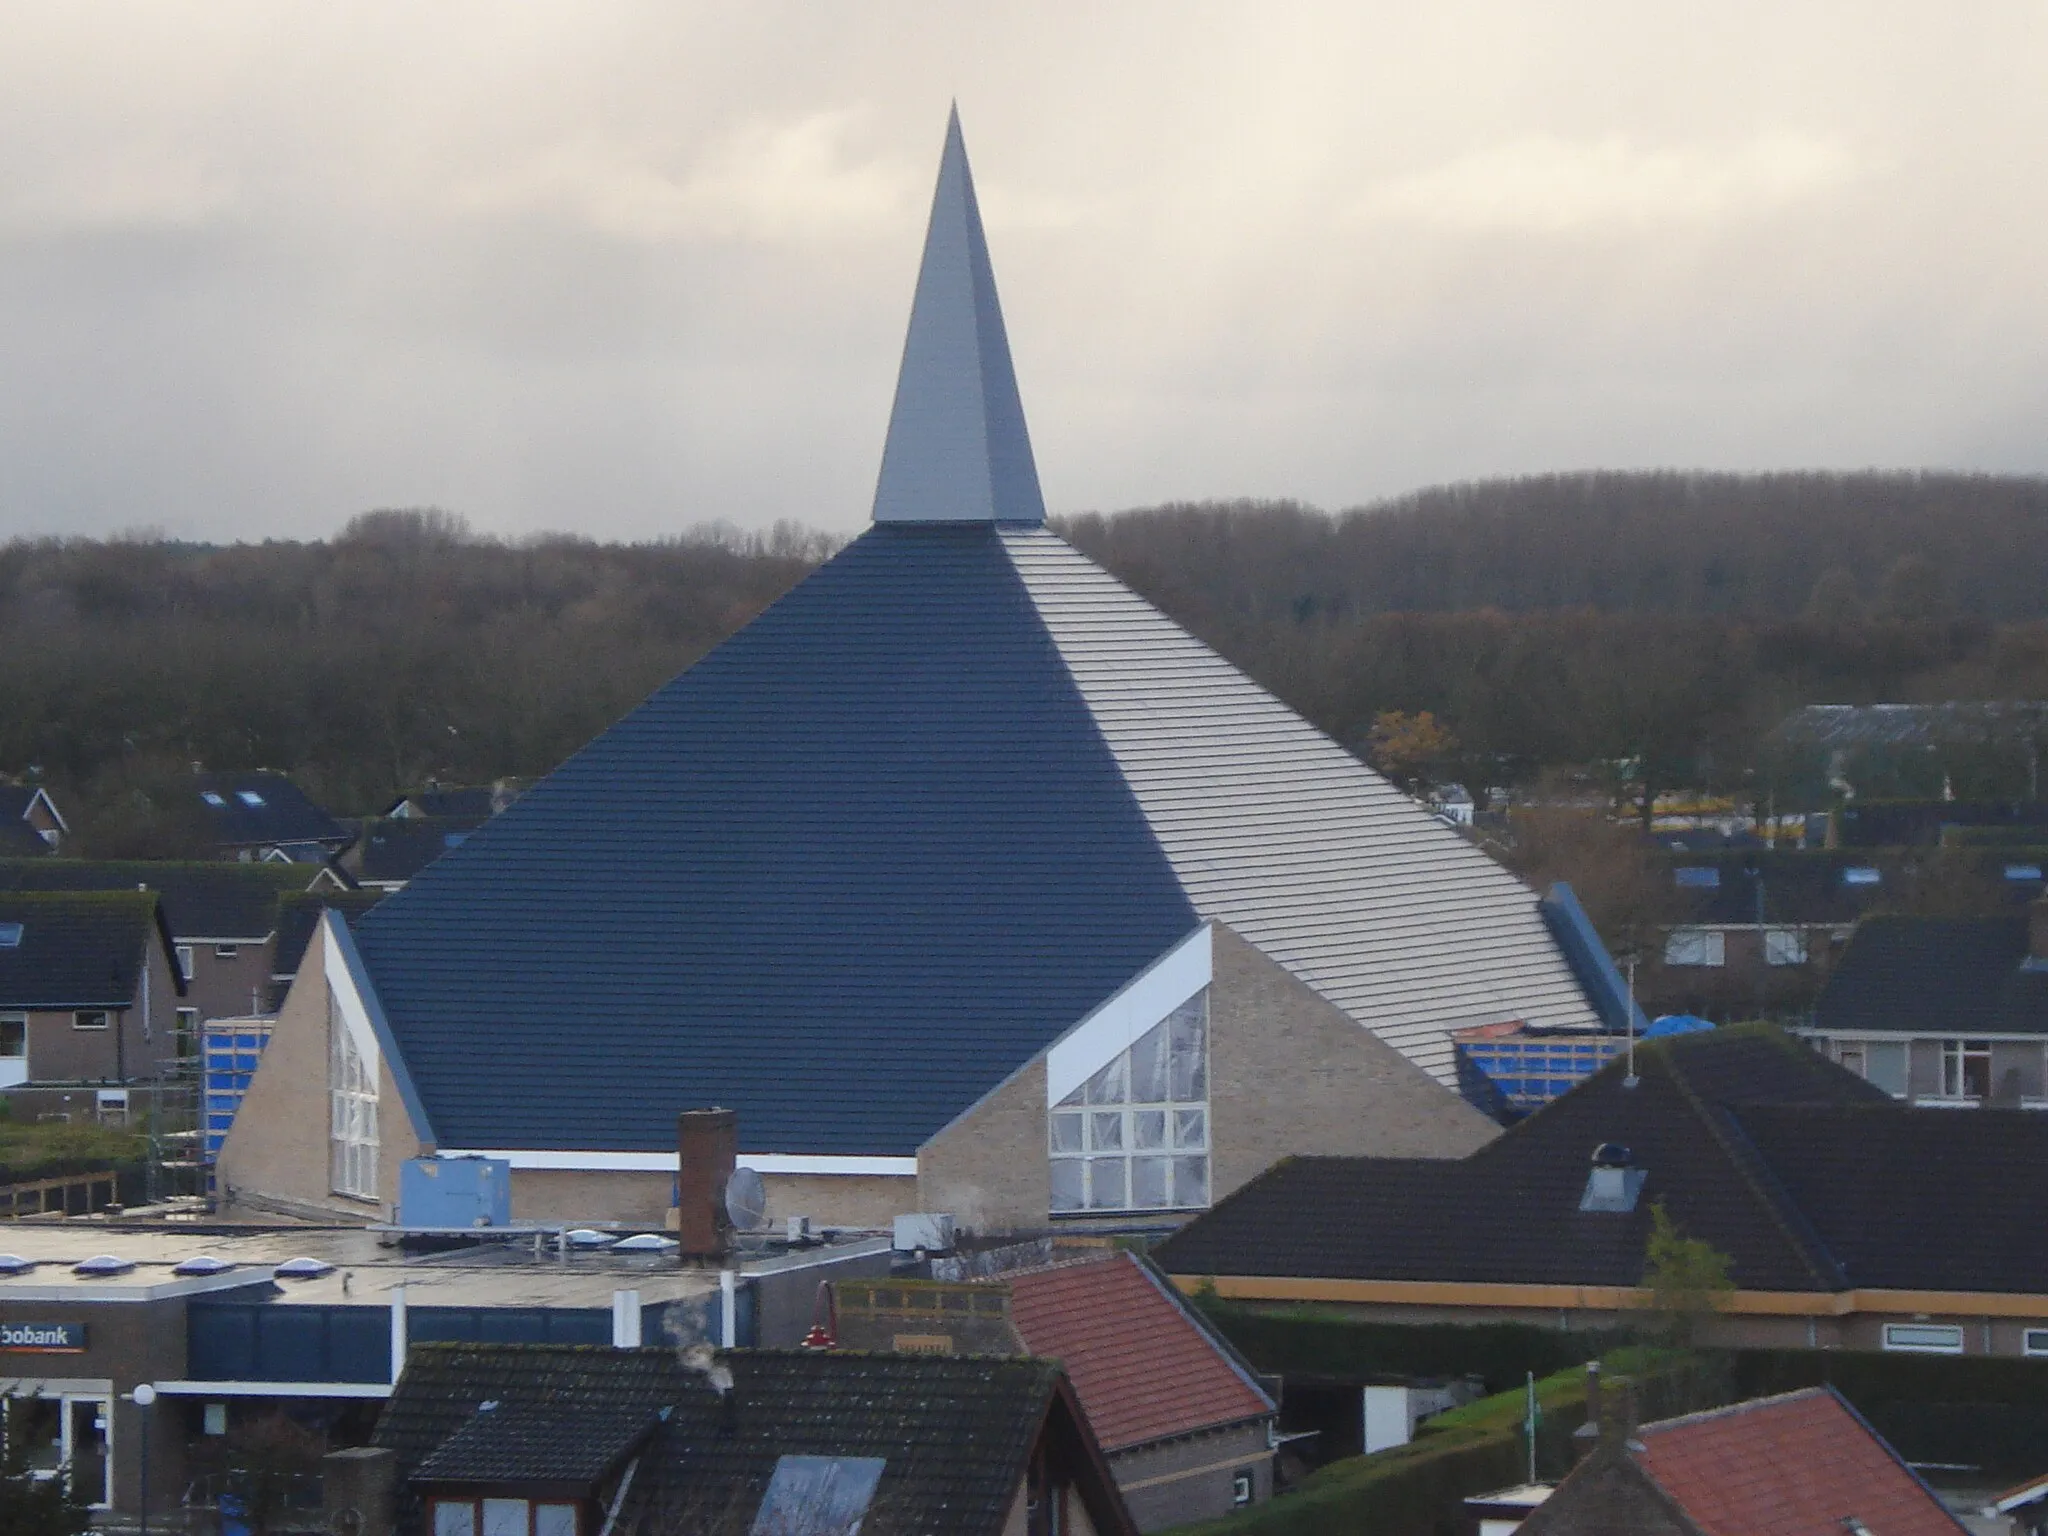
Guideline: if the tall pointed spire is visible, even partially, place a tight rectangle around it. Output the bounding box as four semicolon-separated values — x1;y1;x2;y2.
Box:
871;107;1046;525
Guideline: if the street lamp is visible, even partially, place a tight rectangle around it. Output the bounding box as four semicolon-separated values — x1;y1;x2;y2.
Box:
126;1384;157;1536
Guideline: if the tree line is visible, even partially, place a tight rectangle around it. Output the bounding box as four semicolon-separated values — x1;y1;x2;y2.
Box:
6;473;2048;855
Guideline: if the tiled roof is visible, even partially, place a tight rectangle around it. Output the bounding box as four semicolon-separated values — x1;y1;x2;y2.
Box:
0;858;331;941
353;525;1200;1156
1734;1104;2048;1291
414;1398;659;1486
355;817;485;885
1154;1027;1899;1294
271;890;387;979
389;786;509;820
1006;1253;1272;1451
1004;526;1603;1084
0;891;173;1009
376;1343;1120;1536
1632;1388;1965;1536
192;771;349;849
1660;851;1901;927
1813;914;2048;1035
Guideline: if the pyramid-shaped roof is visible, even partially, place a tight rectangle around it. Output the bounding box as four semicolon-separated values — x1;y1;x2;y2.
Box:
350;113;1599;1158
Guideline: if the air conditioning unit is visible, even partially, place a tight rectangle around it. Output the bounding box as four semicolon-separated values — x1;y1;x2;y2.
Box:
892;1213;956;1254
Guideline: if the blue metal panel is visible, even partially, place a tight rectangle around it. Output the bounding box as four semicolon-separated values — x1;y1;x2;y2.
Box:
398;1157;511;1228
202;1019;272;1164
1540;883;1650;1035
187;1303;392;1385
353;524;1197;1156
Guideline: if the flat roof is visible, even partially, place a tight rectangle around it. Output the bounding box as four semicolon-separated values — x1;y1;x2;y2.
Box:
0;1226;724;1308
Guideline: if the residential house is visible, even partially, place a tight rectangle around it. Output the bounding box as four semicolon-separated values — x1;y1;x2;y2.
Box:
269;888;387;1008
1803;906;2048;1105
0;783;67;854
346;817;486;892
1004;1253;1276;1530
382;781;524;820
0;891;183;1094
219;113;1619;1234
1154;1025;2048;1356
192;770;351;862
0;858;353;1040
1764;701;2048;806
370;1341;1137;1536
1516;1385;1964;1536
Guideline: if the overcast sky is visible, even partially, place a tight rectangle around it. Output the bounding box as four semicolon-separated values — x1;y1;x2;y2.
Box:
1;3;2044;542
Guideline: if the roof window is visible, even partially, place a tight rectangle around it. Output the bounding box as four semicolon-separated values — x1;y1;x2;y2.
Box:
1579;1143;1646;1213
73;1254;136;1276
173;1255;235;1276
2007;864;2044;882
1843;867;1882;886
0;922;21;948
273;1256;334;1279
1673;867;1720;889
0;1254;34;1275
200;790;227;808
236;789;266;808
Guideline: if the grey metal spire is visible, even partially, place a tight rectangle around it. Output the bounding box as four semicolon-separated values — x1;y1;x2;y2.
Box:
871;107;1046;525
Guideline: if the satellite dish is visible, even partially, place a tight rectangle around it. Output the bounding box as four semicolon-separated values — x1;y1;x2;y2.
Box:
724;1167;768;1231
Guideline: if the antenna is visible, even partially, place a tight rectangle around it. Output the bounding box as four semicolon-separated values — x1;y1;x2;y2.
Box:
723;1167;768;1232
1624;954;1640;1088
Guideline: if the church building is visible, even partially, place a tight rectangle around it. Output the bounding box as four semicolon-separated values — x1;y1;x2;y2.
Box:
219;112;1608;1233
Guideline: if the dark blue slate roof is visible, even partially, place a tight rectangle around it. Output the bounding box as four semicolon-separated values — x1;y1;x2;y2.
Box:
353;524;1198;1155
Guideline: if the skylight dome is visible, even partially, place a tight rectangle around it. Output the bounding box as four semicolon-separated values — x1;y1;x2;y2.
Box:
273;1256;334;1279
0;1254;34;1275
73;1254;136;1276
173;1255;235;1276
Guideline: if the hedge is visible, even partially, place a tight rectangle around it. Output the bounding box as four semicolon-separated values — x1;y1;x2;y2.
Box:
1192;1298;1628;1396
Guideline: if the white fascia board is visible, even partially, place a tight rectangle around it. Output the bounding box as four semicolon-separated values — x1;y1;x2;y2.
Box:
152;1380;392;1399
435;1150;918;1177
323;911;436;1143
1045;923;1211;1107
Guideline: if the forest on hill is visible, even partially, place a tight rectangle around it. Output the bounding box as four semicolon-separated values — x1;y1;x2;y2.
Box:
4;471;2047;853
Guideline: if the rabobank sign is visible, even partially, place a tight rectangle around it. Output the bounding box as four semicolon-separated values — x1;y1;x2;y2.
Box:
0;1320;87;1352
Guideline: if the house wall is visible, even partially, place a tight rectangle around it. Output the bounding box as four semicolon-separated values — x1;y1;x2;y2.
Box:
20;935;178;1084
920;925;1496;1235
1110;1422;1271;1533
217;923;428;1222
177;939;277;1028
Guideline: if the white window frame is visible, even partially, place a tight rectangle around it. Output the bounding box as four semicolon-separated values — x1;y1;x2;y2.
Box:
1940;1039;1993;1100
1763;928;1808;966
1883;1322;1965;1355
72;1009;110;1031
431;1496;580;1536
329;995;380;1201
1664;929;1726;967
2024;1328;2048;1358
1049;990;1210;1215
176;945;195;982
2;1392;114;1508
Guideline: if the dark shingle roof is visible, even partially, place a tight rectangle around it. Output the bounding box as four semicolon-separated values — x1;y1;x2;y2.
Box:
391;786;509;820
1154;1027;1896;1295
1812;914;2048;1035
0;891;174;1009
356;817;485;885
192;771;349;849
353;524;1198;1156
1661;851;1901;927
272;890;387;979
414;1398;659;1486
1734;1105;2048;1291
0;859;331;941
376;1344;1107;1536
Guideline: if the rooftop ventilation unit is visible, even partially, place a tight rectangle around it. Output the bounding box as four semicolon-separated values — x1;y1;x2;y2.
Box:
1580;1144;1646;1214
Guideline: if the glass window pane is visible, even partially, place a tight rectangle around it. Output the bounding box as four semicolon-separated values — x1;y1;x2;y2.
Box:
1171;1155;1209;1208
1174;1108;1206;1150
1049;1112;1084;1154
1129;1022;1169;1102
1169;1002;1207;1101
534;1505;577;1536
1084;1053;1128;1105
1131;1156;1171;1209
1050;1158;1085;1213
1086;1157;1126;1210
1132;1110;1167;1150
435;1506;479;1536
1089;1112;1124;1152
482;1499;528;1536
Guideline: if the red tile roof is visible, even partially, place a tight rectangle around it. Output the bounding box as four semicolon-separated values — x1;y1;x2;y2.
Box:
1632;1387;1964;1536
1004;1253;1273;1452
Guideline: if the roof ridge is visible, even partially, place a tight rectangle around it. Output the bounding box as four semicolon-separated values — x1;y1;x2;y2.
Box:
1636;1384;1829;1436
1664;1055;1847;1290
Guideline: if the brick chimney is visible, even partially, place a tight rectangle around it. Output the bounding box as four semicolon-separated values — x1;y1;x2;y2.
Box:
677;1108;739;1258
2031;897;2048;965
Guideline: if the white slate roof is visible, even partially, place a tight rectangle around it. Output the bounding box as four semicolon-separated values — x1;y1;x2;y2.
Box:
1003;526;1603;1083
